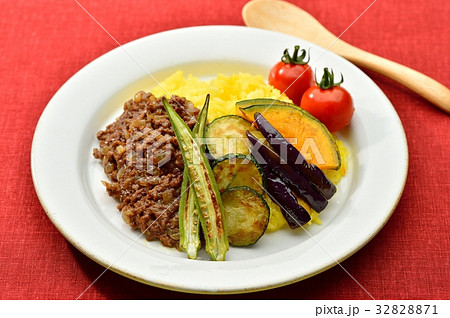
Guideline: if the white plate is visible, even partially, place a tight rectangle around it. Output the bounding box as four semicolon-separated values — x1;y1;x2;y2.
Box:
31;26;408;294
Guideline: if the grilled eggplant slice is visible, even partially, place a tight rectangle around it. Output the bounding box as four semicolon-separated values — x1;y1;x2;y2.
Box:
260;167;310;229
254;112;336;199
247;131;311;228
238;101;341;170
246;131;327;212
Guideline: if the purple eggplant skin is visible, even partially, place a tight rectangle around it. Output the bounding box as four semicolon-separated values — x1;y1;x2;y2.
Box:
254;112;336;199
246;131;328;212
263;168;311;228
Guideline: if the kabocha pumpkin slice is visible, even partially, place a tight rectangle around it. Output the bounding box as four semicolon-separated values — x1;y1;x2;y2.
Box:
238;100;341;170
235;98;292;109
254;112;336;199
246;131;328;212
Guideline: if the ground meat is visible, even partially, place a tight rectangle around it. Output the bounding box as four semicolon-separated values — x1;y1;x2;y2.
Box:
93;92;199;248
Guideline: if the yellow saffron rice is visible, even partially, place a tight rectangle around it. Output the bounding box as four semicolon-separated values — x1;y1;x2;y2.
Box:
151;70;291;122
152;71;348;232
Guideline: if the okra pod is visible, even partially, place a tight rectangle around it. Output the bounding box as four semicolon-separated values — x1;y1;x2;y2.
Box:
178;96;209;259
163;96;228;261
179;170;201;259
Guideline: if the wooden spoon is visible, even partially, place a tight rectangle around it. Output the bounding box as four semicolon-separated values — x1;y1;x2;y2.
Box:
242;0;450;114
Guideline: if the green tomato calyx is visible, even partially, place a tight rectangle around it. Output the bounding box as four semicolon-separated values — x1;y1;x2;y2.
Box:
281;45;310;65
316;67;344;90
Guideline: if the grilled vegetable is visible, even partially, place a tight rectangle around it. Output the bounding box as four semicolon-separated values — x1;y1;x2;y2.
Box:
212;154;265;194
263;192;288;232
178;97;209;259
254;112;336;199
246;131;327;212
221;186;270;246
235;98;292;109
205;115;258;158
247;131;311;228
238;99;341;170
178;184;201;258
163;96;228;261
262;168;310;229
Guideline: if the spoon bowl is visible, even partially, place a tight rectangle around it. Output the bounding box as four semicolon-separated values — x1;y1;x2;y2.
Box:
243;0;450;114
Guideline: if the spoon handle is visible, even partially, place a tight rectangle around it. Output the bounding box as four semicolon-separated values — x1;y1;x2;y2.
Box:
327;39;450;114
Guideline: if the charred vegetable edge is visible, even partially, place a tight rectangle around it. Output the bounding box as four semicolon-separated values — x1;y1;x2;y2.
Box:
163;96;229;261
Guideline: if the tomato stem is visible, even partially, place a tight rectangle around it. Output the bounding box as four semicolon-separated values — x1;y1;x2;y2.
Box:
281;45;310;65
316;68;344;90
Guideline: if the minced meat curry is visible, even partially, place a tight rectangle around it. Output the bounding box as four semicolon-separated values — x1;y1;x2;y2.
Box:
93;92;199;247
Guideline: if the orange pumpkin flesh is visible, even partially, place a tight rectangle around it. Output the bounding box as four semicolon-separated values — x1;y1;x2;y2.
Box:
239;104;341;170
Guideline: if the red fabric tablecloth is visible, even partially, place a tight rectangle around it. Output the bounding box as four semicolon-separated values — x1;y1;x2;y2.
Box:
1;0;449;300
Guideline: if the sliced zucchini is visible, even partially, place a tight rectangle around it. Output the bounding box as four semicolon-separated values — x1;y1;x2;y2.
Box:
221;186;270;247
205;115;259;158
212;154;265;194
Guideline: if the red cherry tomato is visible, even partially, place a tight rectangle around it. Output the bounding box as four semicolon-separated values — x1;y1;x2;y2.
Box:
268;46;314;105
301;68;354;132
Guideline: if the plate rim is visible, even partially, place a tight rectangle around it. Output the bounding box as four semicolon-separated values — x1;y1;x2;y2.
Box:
31;25;409;294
